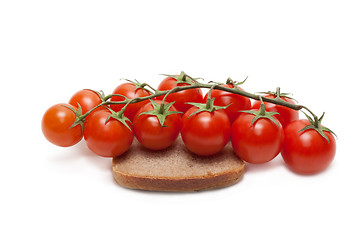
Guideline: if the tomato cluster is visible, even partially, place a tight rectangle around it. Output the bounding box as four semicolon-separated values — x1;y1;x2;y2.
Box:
42;74;336;175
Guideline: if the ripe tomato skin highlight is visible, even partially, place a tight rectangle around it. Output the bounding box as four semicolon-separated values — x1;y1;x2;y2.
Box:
110;83;151;121
204;84;251;124
84;110;134;158
231;113;284;164
157;76;203;114
281;119;336;174
133;100;181;150
252;95;299;128
180;107;231;156
41;103;83;147
69;89;104;115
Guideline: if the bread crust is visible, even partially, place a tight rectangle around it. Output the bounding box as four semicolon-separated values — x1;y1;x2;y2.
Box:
113;167;245;192
112;138;245;192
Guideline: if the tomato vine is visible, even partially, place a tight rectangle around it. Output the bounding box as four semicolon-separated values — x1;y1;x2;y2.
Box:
77;71;332;139
42;71;337;174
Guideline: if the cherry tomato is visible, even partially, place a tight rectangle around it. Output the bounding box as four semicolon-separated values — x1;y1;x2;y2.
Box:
42;103;83;147
231;113;284;164
69;89;104;116
180;107;231;156
110;83;151;121
84;110;134;157
133;100;181;150
157;76;203;113
204;84;251;124
281;119;336;174
252;95;299;128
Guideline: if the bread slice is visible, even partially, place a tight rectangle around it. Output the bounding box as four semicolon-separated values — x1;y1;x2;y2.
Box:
112;138;245;192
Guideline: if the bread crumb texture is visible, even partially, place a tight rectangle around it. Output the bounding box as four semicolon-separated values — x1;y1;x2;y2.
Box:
112;138;245;192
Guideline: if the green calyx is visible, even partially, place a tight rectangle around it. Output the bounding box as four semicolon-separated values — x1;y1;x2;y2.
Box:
226;76;248;86
209;76;248;86
240;100;280;127
106;107;132;131
119;78;157;94
258;87;297;102
185;84;231;118
85;89;107;102
186;98;231;118
62;103;85;133
299;111;337;143
161;71;202;85
138;99;182;127
122;79;148;91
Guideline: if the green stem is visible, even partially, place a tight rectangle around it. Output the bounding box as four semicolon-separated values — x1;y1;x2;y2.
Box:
205;84;217;110
258;96;266;115
179;71;187;82
158;103;165;115
300;105;318;123
275;87;281;98
118;98;137;117
79;102;107;120
226;77;234;85
81;82;317;121
314;116;319;128
103;94;127;102
102;83;288;108
159;86;183;114
142;83;157;93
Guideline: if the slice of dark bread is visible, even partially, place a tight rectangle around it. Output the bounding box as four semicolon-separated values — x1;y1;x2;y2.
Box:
112;138;245;192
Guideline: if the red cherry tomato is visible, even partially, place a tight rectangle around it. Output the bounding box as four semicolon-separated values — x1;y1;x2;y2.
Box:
281;119;336;174
42;103;83;147
180;107;231;156
69;89;104;116
252;95;299;128
231;113;284;163
84;110;134;157
157;76;203;113
204;84;251;124
110;83;151;121
133;100;181;150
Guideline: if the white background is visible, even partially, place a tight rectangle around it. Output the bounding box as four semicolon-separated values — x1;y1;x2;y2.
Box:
1;1;359;239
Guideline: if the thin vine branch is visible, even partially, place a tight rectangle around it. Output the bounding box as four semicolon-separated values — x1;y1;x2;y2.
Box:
80;81;316;120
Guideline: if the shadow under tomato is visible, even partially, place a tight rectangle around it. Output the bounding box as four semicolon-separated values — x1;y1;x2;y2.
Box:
244;154;285;174
75;140;113;172
48;139;113;172
283;160;335;177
